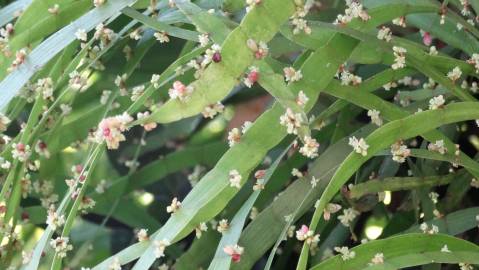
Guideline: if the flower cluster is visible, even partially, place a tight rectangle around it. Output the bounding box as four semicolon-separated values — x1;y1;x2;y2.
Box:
154;31;169;43
290;3;312;35
223;244;244;263
295;225;320;245
334;0;370;24
377;26;392;42
243;66;259;88
467;53;479;73
428;140;447;155
95;112;133;149
338;207;359;227
202;102;225;119
12;143;31;162
334;246;355;261
367;109;383;126
323;203;342;221
50;237;73;258
340;70;362;86
246;39;269;59
153;239;171;258
296;91;309;107
390;141;411;163
168;81;194;101
428;95;445;110
284;67;303;82
447;66;462;82
229;169;242;189
166;197;181;214
392;46;407;70
279;108;304;135
348;136;369;156
299;136;320;158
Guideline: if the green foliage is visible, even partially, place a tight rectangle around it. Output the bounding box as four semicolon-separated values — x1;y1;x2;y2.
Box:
0;0;478;270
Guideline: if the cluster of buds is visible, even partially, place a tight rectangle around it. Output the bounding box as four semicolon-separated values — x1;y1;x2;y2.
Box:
168;81;194;102
35;77;54;100
295;225;320;245
50;237;73;258
348;136;369;156
299;136;319;158
153;239;170;258
12;143;31;162
246;39;268;59
137;111;157;131
95;112;133;149
339;70;362;86
154;31;169;43
166;197;181;214
8;49;27;72
223;244;244;263
243;66;259;88
69;71;88;92
202;102;224;119
253;169;266;191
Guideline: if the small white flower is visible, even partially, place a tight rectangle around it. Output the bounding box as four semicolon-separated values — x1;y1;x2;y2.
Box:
229;170;242;189
241;121;253;134
283;67;303;82
428;95;445;110
369;253;384;265
93;0;106;7
338;207;359;227
50;237;73;258
217;219;229;233
0;113;10;132
227;128;241;147
166;197;181;213
153;239;170;258
323;203;342;221
471;178;479;188
447;66;462;81
428;140;447;155
390;141;410;163
150;74;160;88
291;168;303;178
392;46;407;70
334;246;355;261
295;225;320;245
154;31;169;43
340;70;362;86
136;229;148;242
279;108;303;135
202;102;224;119
367;109;382;126
296;91;309;107
108;257;121;270
46;206;65;230
349;136;369;156
168;81;194;101
198;33;209;47
392;17;406;27
299;136;319;158
441;244;451;253
195;222;208;238
12;143;31;162
310;176;319;187
429;46;438;55
75;29;87;42
377;26;392;42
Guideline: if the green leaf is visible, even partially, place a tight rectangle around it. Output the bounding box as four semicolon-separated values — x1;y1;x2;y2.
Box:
310;233;479;270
